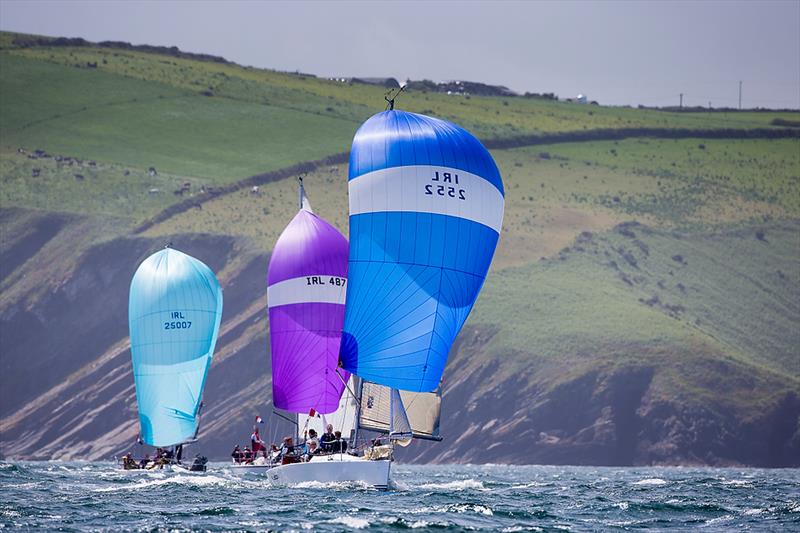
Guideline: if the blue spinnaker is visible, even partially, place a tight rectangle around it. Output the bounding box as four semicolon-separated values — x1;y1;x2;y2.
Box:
128;247;223;447
341;110;504;392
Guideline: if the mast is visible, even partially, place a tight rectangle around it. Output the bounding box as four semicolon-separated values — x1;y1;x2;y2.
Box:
352;377;363;448
298;176;304;209
388;387;395;437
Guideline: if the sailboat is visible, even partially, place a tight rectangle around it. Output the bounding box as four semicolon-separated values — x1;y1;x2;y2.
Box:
127;246;223;472
255;106;503;488
246;179;391;486
337;107;505;477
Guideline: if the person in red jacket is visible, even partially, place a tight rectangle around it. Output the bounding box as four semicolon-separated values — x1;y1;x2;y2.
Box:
250;426;267;459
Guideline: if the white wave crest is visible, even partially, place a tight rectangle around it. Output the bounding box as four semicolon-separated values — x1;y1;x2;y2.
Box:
722;479;751;487
328;516;370;529
93;473;231;492
291;480;373;491
510;481;548;490
633;478;668;486
418;479;487;491
410;503;494;516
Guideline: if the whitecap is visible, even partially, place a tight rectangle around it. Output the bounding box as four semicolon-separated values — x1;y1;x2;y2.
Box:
418;479;487;491
722;479;751;487
633;478;668;486
92;473;230;492
706;514;735;524
450;504;493;516
388;479;410;491
291;480;372;491
510;481;548;490
328;516;370;529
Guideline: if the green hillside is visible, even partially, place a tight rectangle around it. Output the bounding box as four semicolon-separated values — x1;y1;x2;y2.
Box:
1;31;798;465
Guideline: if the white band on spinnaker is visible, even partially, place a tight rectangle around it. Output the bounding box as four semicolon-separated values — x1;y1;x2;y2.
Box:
349;165;504;234
267;275;347;307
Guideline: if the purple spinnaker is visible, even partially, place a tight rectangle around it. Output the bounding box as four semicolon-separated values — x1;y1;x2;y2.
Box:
268;186;349;414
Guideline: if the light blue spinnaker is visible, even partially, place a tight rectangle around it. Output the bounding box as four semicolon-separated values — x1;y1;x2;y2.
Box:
128;247;223;447
341;110;504;392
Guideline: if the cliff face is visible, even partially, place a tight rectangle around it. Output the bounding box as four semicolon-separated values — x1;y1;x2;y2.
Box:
1;209;798;466
398;340;800;467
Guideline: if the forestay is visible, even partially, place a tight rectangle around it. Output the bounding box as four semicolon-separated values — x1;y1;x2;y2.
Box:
341;110;505;392
268;182;349;414
359;381;442;441
128;247;223;447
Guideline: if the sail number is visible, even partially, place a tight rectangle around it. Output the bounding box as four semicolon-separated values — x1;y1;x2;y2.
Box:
164;311;192;330
306;276;346;287
425;171;466;200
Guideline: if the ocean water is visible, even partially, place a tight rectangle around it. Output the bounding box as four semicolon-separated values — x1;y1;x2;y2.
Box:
0;462;798;531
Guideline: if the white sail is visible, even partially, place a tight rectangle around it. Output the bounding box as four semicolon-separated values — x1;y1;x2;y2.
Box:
297;375;358;440
389;388;413;447
359;381;442;441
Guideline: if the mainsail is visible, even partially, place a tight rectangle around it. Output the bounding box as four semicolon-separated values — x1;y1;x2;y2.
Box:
358;382;442;441
128;247;223;447
340;110;505;392
268;181;349;414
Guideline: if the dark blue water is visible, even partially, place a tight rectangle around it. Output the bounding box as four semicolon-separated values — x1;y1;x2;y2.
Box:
1;462;798;531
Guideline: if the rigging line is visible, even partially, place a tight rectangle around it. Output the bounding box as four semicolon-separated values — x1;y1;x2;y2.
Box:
335;369;361;444
335;368;358;402
272;408;298;426
269;409;279;448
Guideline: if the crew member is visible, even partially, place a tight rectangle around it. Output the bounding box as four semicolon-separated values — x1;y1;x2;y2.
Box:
319;424;336;453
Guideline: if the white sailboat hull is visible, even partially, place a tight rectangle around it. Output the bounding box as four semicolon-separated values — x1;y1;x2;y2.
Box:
264;454;391;490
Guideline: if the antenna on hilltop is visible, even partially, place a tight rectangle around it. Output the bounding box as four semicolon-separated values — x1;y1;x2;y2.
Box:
385;85;406;110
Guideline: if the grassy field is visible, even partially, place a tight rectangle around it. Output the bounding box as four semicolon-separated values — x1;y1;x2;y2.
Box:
2;34;797;229
2;30;798;392
0;54;357;178
4;33;797;141
144;136;799;274
470;222;800;373
465;220;800;420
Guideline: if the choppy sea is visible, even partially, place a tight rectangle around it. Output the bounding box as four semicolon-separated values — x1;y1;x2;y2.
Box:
0;462;798;531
